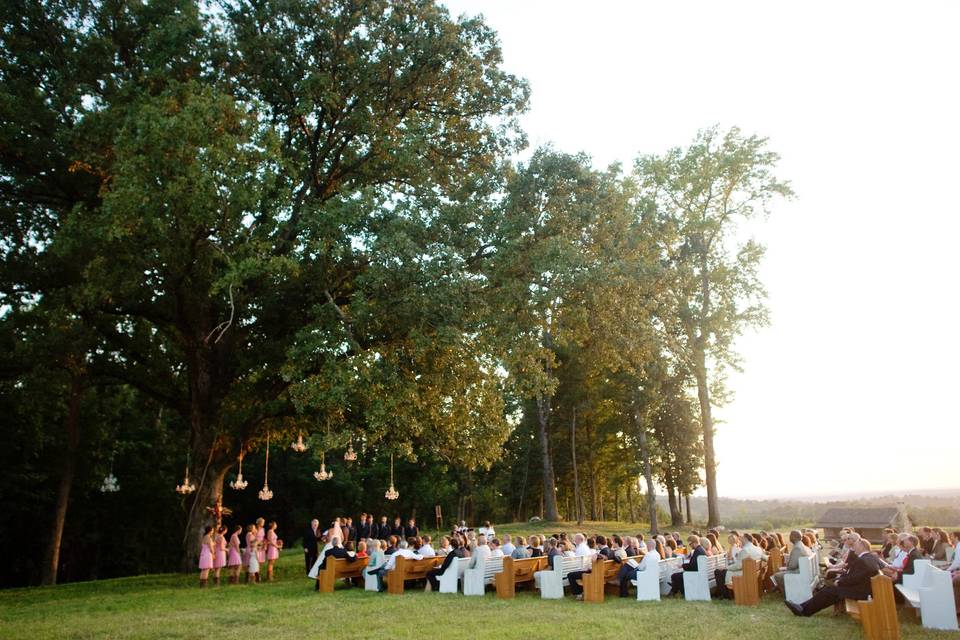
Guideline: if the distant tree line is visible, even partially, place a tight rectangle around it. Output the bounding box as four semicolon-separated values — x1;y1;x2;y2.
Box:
0;0;790;586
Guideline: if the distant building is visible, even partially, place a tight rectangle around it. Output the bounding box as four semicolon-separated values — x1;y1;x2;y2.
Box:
815;503;912;544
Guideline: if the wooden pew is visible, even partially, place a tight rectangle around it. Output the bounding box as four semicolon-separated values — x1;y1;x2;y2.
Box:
386;556;442;595
732;558;764;606
764;547;783;592
845;574;900;640
582;555;644;603
316;556;369;593
495;556;546;599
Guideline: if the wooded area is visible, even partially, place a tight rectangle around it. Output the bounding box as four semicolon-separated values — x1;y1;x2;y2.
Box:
0;0;792;587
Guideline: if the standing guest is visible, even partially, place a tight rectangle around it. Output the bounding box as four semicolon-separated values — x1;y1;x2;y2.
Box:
227;525;243;584
303;519;320;573
212;526;227;586
341;517;353;545
198;526;215;587
669;535;706;596
502;534;516;556
427;538;467;591
327;518;344;544
391;516;405;538
404;518;419;539
247;524;261;583
478;521;496;537
357;513;370;541
266;521;282;581
377;516;391;540
255;518;267;566
242;524;255;583
786;538;880;616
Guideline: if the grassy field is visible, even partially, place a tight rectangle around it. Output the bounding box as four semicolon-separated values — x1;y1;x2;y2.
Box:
2;549;955;640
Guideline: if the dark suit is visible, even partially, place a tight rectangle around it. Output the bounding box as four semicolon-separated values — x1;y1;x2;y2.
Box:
404;524;419;539
391;523;405;538
303;525;320;573
427;546;466;590
357;521;371;541
670;545;706;595
896;548;922;584
341;525;352;544
313;546;356;591
799;551;881;615
377;523;391;539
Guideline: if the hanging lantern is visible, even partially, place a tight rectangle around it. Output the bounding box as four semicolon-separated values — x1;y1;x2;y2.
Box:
230;452;248;490
384;454;399;500
176;465;196;495
313;451;333;481
100;472;119;493
258;434;273;501
344;437;357;462
290;431;308;453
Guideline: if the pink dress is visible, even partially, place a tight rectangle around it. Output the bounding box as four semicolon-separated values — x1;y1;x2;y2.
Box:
256;528;266;563
242;532;253;568
227;532;242;567
267;530;280;560
213;533;227;568
198;537;214;570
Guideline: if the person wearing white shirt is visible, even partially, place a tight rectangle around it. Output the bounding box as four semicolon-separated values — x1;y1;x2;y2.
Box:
418;535;437;558
501;534;516;556
478;521;496;538
469;535;491;568
573;533;591;557
374;541;421;591
717;535;767;599
618;545;659;598
489;538;504;558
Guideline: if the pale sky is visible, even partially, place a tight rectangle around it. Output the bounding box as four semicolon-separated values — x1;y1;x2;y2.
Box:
443;0;960;498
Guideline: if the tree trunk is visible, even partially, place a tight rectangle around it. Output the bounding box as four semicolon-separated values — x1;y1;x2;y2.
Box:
570;406;582;524
696;248;721;527
181;460;230;572
633;399;658;534
627;482;636;523
41;372;82;586
667;476;682;527
685;493;693;524
535;392;560;521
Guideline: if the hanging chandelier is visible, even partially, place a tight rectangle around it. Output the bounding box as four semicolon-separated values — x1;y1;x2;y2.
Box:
290;431;308;453
344;437;357;462
100;472;119;493
258;433;273;501
384;454;399;500
314;451;333;481
176;465;196;495
230;452;248;490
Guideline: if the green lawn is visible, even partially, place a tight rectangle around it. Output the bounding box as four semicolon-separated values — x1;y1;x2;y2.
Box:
0;550;953;640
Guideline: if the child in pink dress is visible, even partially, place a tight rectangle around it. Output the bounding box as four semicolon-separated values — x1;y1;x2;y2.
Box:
198;526;215;587
266;521;283;581
212;526;227;586
244;525;258;583
227;525;243;584
255;517;266;564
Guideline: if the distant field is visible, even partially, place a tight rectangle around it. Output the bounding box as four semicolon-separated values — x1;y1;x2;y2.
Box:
1;547;952;640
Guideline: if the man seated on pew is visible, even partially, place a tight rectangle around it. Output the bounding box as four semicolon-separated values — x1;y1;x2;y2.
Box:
501;534;516;557
384;535;399;555
565;534;598;601
618;534;659;598
785;537;880;616
595;535;613;559
469;534;491;568
668;535;707;597
489;538;504;559
715;532;767;599
771;530;813;592
418;535;437;558
426;537;466;591
373;540;422;592
882;533;922;597
312;536;357;591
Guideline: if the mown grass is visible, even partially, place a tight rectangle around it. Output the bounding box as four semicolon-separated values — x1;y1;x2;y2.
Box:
1;548;953;640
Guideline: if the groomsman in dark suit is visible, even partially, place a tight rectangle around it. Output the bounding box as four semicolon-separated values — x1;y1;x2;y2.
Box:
786;538;881;616
357;513;371;541
404;518;419;539
303;519;320;573
377;516;391;540
391;516;405;538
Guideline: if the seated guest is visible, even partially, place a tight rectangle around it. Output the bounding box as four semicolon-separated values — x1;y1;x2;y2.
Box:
716;533;766;599
702;538;714;556
544;538;560;564
373;540;421;592
669;535;706;596
947;531;960;613
469;535;491;568
665;537;678;557
772;530;812;591
511;536;530;559
501;534;516;556
706;532;722;556
595;535;613;559
880;531;898;562
436;536;451;557
489;538;504;558
364;539;385;582
919;527;936;556
786;538;880;616
930;529;948;561
618;537;660;598
384;535;398;555
725;533;742;564
312;537;356;591
426;538;467;591
529;535;544;558
356;540;368;559
418;535;436;558
566;534;598;600
884;534;922;587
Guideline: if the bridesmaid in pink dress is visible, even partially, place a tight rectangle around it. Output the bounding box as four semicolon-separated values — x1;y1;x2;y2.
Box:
198;526;214;587
255;517;267;565
227;525;243;584
244;524;259;583
266;521;283;581
212;526;227;586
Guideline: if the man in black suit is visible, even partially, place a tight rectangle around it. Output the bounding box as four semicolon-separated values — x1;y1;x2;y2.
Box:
669;535;706;596
391;516;405;538
404;518;419;540
303;518;320;573
786;538;881;616
427;538;467;590
357;513;370;541
377;516;391;540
